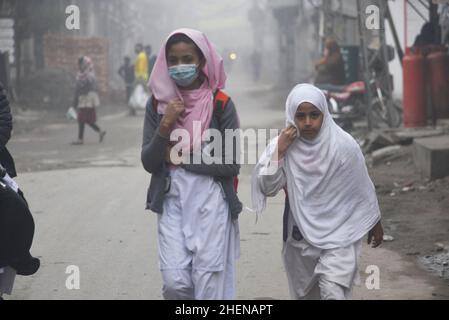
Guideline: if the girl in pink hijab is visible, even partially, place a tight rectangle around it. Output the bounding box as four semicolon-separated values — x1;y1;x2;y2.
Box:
142;29;241;300
149;28;228;152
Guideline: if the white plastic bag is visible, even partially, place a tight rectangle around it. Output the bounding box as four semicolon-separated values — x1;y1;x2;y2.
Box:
129;84;150;110
2;172;19;193
66;107;78;121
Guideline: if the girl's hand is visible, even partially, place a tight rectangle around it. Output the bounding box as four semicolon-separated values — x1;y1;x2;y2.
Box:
164;98;185;123
160;98;185;137
368;221;384;248
277;126;298;160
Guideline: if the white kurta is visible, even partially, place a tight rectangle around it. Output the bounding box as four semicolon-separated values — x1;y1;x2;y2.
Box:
2;173;19;192
157;167;240;300
252;84;381;250
257;159;362;300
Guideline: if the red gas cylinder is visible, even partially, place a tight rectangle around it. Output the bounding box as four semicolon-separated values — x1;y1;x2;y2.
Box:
403;52;427;127
427;50;449;119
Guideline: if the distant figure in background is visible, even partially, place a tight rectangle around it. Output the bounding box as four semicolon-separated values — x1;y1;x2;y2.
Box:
251;50;262;82
134;43;149;83
72;56;106;145
145;45;157;77
129;43;149;116
314;38;346;86
118;56;135;104
413;22;440;48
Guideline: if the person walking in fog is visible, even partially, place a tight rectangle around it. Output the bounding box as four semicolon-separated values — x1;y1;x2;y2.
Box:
71;56;106;145
252;84;384;300
118;56;135;104
141;28;242;300
129;44;150;116
145;45;157;77
134;43;149;84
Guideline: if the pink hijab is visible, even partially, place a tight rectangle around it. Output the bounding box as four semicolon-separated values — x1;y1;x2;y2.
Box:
77;56;95;81
148;28;226;150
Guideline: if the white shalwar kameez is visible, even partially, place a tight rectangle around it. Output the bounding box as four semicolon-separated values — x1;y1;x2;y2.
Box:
257;160;362;300
157;167;240;300
251;84;381;300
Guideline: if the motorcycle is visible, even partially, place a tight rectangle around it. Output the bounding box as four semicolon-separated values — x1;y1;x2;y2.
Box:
318;77;402;131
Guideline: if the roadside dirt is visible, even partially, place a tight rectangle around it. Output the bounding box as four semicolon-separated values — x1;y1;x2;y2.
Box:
363;144;449;298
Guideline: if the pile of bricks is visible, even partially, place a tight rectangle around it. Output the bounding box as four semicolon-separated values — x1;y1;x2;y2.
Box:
43;33;109;94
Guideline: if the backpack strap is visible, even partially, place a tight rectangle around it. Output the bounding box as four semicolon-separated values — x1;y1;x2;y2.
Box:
213;90;238;192
213;89;230;119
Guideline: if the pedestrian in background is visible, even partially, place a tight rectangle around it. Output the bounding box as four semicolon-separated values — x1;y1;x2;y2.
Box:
314;38;346;86
118;56;135;104
145;45;157;77
134;43;149;84
72;56;106;145
128;44;150;116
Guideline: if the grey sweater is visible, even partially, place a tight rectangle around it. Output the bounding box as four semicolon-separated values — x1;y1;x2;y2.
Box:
141;96;243;219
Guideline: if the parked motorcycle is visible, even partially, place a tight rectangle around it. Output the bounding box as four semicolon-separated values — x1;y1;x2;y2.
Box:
318;77;402;131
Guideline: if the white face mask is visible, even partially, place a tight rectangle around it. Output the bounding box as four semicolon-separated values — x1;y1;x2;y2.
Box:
168;64;199;87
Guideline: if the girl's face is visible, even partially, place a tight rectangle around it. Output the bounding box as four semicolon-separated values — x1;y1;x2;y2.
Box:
294;102;324;140
167;42;203;68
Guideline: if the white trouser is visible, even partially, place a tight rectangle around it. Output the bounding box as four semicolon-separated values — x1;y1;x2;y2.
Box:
282;210;361;300
157;168;239;300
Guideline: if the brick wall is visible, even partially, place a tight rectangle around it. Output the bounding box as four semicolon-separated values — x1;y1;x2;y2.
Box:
43;33;109;94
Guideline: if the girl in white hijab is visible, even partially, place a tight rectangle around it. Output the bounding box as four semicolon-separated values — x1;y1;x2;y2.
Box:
251;84;384;300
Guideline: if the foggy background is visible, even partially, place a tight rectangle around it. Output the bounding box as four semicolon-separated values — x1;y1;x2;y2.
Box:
0;0;429;108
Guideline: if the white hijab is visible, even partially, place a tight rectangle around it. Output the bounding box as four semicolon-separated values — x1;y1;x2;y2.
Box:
252;84;381;249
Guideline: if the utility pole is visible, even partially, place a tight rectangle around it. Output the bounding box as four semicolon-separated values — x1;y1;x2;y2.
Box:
378;0;395;128
357;0;398;130
385;2;404;65
357;0;374;131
